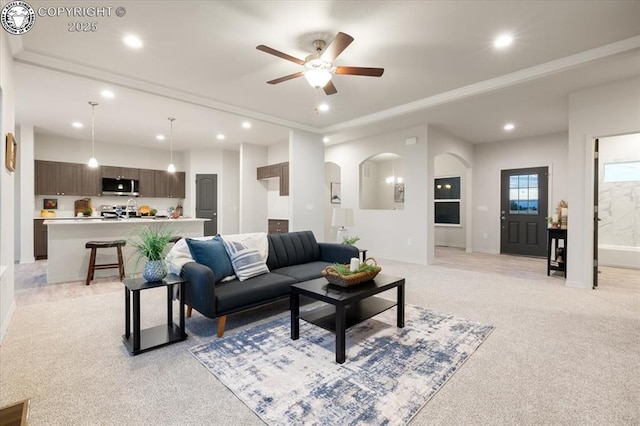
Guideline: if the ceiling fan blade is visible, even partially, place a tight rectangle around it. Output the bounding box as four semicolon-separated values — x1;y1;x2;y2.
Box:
267;72;304;85
256;45;305;65
323;80;337;95
335;66;384;77
321;32;354;62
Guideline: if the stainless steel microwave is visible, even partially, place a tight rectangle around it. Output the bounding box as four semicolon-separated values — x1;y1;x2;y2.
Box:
101;178;140;196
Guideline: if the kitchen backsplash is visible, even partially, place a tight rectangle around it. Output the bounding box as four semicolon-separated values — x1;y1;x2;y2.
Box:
34;195;185;218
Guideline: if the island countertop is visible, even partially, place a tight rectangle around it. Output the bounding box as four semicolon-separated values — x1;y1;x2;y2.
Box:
45;217;208;284
43;217;207;225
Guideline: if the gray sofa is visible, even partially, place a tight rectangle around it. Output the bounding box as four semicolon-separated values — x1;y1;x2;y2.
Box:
181;230;358;337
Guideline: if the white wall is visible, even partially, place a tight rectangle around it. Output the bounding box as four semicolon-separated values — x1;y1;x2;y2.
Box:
267;141;289;220
1;30;16;342
239;143;268;233
289;129;324;239
221;150;240;234
186;148;240;234
434;153;467;248
426;125;473;262
324;162;341;242
17;124;35;263
567;76;640;289
472;132;568;254
326;125;429;263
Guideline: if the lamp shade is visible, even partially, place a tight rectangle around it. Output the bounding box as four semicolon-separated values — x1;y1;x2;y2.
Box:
332;207;354;228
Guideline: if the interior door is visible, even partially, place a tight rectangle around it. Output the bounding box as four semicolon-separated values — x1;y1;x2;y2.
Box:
500;167;548;256
196;174;217;237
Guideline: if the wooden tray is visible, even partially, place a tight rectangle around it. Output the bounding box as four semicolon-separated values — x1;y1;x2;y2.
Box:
322;258;381;287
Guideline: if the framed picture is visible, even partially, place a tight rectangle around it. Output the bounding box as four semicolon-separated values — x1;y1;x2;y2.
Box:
5;133;17;172
44;199;58;210
394;183;405;203
330;182;341;204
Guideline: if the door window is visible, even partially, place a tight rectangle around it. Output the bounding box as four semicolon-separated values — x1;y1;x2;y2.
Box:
509;174;539;215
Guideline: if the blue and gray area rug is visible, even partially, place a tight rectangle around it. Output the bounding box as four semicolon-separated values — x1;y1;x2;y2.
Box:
189;304;494;426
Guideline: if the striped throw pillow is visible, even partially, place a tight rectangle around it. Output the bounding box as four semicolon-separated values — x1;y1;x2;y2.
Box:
223;239;269;281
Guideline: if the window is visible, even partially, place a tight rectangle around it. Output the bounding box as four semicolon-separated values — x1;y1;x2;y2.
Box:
509;174;539;215
435;177;460;224
604;161;640;183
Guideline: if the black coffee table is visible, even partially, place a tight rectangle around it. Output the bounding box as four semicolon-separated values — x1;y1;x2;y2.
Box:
290;274;405;363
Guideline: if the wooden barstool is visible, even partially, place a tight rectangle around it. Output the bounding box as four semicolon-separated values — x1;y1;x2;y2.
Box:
85;240;126;285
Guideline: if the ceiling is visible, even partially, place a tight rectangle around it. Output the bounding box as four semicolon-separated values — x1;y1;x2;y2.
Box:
9;1;640;152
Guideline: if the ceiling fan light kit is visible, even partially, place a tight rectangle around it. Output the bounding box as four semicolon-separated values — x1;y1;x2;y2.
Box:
257;32;384;95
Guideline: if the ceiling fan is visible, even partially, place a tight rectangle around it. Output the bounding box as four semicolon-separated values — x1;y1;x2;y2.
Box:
256;32;384;95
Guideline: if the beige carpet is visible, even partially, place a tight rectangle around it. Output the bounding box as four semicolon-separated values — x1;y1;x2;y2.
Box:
1;258;639;425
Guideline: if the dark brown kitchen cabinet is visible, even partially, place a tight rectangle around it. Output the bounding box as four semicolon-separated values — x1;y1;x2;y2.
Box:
35;160;59;195
35;160;82;196
257;162;289;196
279;162;289;196
81;164;102;196
102;166;139;180
138;169;155;197
268;219;289;234
169;171;186;198
34;219;47;260
154;170;185;198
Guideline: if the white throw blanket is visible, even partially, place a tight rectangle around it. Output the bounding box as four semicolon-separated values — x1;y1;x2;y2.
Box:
165;232;269;277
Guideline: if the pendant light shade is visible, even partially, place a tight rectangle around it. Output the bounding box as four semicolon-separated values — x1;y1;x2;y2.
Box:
167;117;176;173
88;101;99;168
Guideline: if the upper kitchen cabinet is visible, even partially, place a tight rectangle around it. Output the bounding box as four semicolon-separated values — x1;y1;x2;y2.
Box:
257;161;289;196
81;164;102;197
155;170;185;198
35;160;82;196
102;166;139;180
138;169;155;198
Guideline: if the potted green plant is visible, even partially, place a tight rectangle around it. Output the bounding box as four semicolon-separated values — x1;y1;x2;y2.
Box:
128;226;174;282
342;236;360;245
82;207;93;217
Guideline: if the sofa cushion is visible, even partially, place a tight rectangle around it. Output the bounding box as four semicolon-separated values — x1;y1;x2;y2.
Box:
185;236;234;283
272;261;332;282
267;231;322;270
215;272;297;313
223;239;270;281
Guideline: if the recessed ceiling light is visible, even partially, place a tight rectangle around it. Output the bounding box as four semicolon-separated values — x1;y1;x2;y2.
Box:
101;90;115;99
494;33;513;49
72;122;83;128
317;103;329;112
323;137;329;143
241;121;251;129
156;135;165;141
123;35;143;49
503;123;515;131
216;134;225;140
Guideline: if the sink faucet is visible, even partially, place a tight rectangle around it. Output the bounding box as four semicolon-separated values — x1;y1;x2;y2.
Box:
125;198;138;218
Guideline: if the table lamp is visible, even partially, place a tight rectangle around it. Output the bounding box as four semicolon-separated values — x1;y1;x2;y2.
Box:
332;207;354;243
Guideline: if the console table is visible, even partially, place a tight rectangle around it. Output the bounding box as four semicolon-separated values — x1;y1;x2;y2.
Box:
123;273;188;355
547;228;567;276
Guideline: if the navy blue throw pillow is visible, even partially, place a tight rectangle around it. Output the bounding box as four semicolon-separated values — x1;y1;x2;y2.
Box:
185;236;234;283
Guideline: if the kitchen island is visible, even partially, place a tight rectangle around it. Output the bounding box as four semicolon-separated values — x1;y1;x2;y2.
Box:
43;217;208;284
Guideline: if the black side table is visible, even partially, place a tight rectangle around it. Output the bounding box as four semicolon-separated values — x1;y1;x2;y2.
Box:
547;228;567;276
123;273;188;355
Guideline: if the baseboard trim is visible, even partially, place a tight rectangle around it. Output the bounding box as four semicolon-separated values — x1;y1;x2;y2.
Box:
1;301;16;343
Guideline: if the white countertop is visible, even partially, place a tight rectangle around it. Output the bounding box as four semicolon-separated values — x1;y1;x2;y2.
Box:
43;217;208;225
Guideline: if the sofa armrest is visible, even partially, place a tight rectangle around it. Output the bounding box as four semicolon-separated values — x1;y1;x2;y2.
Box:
318;242;359;264
181;262;217;319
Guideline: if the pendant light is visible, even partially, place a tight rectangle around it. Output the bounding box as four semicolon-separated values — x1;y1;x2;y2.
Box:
87;101;99;168
167;117;176;173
